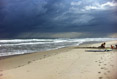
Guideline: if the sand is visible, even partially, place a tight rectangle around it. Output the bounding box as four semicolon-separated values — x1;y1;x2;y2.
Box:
0;41;117;79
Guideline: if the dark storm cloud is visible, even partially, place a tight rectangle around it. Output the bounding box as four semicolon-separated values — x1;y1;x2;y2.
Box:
0;0;5;24
1;0;66;32
0;0;117;38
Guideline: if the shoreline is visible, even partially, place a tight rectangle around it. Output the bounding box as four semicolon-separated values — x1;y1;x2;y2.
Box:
0;40;117;79
0;46;74;70
0;38;116;58
0;41;103;59
0;41;116;69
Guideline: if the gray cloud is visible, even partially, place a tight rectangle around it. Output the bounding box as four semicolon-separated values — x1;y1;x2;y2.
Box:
0;0;117;38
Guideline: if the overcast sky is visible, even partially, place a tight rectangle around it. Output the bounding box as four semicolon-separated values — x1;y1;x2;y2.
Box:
0;0;117;38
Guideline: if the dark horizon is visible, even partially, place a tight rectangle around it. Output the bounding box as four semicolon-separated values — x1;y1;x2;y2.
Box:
0;0;117;39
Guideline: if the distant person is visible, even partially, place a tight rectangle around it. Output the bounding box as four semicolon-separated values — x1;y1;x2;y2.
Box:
111;45;114;49
115;45;117;49
99;42;106;48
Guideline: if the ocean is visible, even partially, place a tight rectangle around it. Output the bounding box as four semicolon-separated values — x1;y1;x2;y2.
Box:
0;38;117;57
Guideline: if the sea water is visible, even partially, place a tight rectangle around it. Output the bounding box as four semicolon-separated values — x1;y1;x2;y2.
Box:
0;38;117;57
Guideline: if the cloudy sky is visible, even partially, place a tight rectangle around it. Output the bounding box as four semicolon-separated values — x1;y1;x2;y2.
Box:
0;0;117;38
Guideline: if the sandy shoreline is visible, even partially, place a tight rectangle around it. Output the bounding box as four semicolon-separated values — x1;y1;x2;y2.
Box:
0;41;117;79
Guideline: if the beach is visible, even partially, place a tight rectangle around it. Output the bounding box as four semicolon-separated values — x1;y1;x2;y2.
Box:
0;41;117;79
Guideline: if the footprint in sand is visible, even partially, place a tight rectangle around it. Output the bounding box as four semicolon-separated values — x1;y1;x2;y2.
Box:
104;67;108;70
99;62;102;64
98;72;101;74
104;72;107;75
95;61;98;62
105;67;108;70
100;67;104;69
107;70;110;73
99;77;103;79
110;65;114;67
100;67;107;70
21;65;25;66
99;64;101;66
18;65;22;67
33;60;36;61
28;61;31;64
106;76;110;79
0;74;3;76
